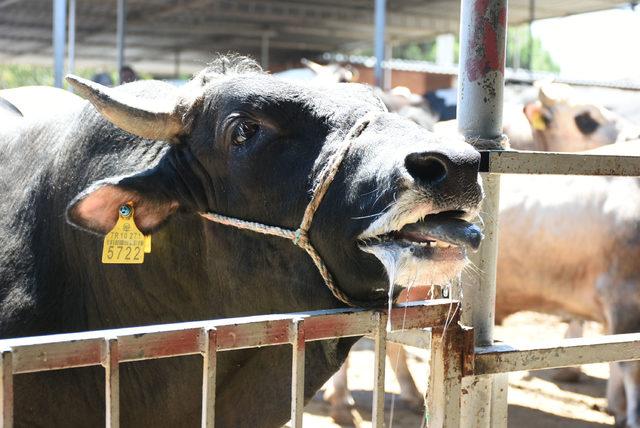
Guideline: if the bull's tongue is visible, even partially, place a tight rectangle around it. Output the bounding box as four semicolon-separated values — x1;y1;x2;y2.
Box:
399;217;483;251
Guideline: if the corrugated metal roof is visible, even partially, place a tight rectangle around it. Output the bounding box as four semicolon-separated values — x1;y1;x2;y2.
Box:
0;0;626;74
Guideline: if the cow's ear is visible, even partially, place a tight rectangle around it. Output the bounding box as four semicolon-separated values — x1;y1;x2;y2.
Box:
67;175;179;235
523;102;548;131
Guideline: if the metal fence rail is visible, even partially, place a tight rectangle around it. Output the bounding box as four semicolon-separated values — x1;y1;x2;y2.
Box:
0;299;462;428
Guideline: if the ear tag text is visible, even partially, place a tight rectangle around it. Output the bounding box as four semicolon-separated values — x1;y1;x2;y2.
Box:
102;204;150;264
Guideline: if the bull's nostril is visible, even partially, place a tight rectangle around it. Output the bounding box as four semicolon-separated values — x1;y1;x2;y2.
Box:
405;153;448;185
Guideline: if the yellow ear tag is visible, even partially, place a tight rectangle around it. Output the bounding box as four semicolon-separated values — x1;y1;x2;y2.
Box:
531;110;547;131
102;204;147;264
144;235;152;253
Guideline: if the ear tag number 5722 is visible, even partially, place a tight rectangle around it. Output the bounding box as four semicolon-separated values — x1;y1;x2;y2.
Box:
102;204;151;264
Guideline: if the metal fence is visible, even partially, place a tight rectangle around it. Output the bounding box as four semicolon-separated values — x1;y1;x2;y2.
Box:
0;300;467;428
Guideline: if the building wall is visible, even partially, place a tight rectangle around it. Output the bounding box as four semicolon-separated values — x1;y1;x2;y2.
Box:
270;61;455;95
353;66;454;95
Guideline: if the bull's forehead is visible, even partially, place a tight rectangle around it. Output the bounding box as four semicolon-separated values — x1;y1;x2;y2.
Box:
204;74;385;124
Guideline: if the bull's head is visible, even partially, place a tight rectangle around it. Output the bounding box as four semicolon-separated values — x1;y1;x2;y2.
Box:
66;56;483;306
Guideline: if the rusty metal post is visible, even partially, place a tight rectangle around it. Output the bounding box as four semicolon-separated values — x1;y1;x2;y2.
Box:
104;338;120;428
371;312;387;428
457;0;508;427
290;319;305;428
427;320;465;428
0;349;13;428
201;328;217;428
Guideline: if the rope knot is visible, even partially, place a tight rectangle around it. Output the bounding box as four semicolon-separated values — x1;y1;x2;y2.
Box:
293;229;307;246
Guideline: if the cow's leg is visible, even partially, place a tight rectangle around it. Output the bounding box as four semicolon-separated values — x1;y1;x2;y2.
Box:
550;319;584;382
324;359;358;425
387;341;424;412
608;361;628;427
597;271;640;427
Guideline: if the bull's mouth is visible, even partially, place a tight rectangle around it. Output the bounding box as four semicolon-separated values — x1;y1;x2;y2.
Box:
359;210;482;262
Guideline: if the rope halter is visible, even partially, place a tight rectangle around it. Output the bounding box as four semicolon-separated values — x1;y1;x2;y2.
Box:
199;111;381;307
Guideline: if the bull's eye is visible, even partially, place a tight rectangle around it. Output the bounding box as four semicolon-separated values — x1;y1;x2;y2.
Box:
574;112;599;135
232;121;259;145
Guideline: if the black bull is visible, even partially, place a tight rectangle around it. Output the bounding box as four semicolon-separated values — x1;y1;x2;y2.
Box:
0;56;482;427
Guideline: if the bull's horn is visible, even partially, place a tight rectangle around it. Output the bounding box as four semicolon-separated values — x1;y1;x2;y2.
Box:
65;75;184;141
538;83;572;108
300;58;325;75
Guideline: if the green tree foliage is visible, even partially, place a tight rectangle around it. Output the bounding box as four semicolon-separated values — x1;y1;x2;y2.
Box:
506;25;560;72
0;64;55;88
392;41;437;62
389;25;559;73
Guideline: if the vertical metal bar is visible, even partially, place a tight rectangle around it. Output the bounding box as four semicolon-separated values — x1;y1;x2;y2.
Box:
372;312;387;428
527;0;535;71
104;338;120;428
261;34;270;71
457;1;508;427
0;349;13;428
373;0;386;88
457;0;508;142
67;0;75;81
202;328;217;428
116;0;127;84
52;0;67;88
383;42;392;91
427;325;463;428
491;373;509;426
290;319;305;428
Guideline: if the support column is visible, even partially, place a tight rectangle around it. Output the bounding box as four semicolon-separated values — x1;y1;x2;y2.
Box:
261;34;269;71
373;0;386;88
67;0;76;83
457;0;508;427
528;0;535;71
116;0;127;84
52;0;67;88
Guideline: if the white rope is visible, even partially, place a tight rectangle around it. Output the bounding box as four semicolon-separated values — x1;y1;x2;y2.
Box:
199;111;381;307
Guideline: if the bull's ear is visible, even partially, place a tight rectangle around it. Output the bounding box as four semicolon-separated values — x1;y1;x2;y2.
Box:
65;75;194;142
67;175;179;235
523;102;547;131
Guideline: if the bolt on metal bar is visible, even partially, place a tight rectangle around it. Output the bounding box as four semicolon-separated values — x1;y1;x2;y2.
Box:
290;319;305;428
103;338;120;428
201;328;217;428
0;349;13;428
371;312;387;428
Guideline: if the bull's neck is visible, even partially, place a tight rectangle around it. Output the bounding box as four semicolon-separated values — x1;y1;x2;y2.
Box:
79;214;338;331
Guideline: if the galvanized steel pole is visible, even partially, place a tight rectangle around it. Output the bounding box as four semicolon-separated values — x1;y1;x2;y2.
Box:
52;0;67;88
67;0;76;83
457;0;508;426
116;0;127;84
373;0;386;88
261;34;270;71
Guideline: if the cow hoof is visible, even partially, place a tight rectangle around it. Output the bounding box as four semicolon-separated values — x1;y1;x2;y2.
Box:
550;367;581;383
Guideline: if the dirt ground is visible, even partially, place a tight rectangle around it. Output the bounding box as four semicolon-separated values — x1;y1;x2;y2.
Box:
292;311;614;427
